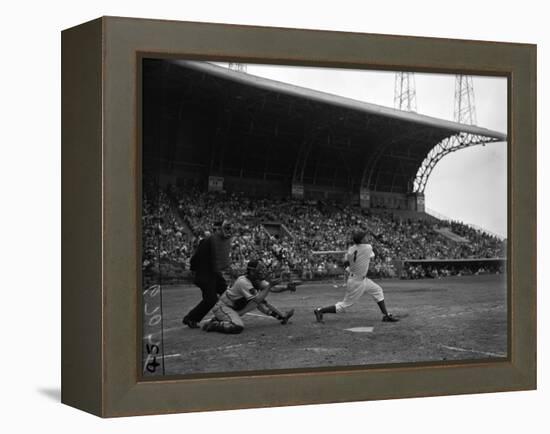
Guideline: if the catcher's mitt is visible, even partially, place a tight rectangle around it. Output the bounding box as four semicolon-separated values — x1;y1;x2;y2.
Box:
286;280;303;292
268;278;282;288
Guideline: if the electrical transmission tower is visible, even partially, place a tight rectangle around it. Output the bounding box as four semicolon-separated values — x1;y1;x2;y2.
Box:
413;73;499;193
228;62;247;73
454;75;477;125
394;72;417;112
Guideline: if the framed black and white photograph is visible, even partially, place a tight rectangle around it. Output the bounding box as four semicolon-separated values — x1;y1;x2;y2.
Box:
140;59;508;377
61;16;536;417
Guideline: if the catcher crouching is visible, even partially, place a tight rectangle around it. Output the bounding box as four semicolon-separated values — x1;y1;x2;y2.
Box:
202;259;298;334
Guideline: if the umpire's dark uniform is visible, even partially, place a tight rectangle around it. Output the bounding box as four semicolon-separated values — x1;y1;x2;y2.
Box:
182;229;231;328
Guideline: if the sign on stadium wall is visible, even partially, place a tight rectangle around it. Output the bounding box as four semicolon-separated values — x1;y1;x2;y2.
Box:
208;175;224;192
291;182;304;199
417;194;425;212
407;192;425;212
359;187;371;208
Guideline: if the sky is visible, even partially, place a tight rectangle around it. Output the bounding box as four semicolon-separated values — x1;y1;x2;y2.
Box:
229;63;508;238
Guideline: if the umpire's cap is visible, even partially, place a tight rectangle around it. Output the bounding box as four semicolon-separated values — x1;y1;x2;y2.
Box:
352;230;368;244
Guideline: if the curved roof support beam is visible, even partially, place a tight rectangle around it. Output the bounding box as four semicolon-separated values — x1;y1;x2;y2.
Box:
360;127;425;191
291;126;312;183
292;123;324;184
299;137;315;183
209;105;232;174
413;133;503;193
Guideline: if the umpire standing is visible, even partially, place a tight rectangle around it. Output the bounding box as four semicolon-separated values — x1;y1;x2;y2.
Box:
182;220;233;328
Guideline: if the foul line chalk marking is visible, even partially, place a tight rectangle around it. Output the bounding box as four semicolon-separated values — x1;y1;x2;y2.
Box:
429;306;505;320
146;325;188;336
345;327;374;333
440;345;506;358
161;353;181;360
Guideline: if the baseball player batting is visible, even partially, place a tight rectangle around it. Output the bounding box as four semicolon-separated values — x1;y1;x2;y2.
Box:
314;230;399;323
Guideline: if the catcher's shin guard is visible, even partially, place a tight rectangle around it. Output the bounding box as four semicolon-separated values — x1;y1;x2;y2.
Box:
258;301;294;324
257;301;280;318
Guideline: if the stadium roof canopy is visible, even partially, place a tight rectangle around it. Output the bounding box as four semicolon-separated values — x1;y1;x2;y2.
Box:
142;59;506;194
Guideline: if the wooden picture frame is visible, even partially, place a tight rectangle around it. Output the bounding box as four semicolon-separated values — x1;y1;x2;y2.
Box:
61;16;536;417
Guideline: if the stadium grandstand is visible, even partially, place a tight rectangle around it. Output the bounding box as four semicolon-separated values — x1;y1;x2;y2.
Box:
142;59;507;284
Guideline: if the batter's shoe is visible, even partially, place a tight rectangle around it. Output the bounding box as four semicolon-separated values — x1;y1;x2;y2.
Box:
382;314;399;322
280;309;294;325
182;317;199;329
314;308;324;323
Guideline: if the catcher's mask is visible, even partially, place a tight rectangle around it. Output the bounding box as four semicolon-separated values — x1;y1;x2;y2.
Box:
220;220;233;238
246;260;268;281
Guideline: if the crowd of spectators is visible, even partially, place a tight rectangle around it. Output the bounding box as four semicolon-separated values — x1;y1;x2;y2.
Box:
404;261;506;280
142;186;507;282
142;184;192;284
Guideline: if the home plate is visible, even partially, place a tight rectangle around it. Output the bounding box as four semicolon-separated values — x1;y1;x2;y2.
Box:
345;327;374;333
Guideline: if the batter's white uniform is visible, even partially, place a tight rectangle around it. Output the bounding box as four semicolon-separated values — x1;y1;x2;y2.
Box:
335;243;384;313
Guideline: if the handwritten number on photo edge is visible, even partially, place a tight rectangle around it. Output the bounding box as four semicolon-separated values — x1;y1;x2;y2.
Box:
145;344;161;373
147;344;160;355
146;358;161;373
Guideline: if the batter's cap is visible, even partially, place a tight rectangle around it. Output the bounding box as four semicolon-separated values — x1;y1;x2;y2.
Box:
352;230;368;244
